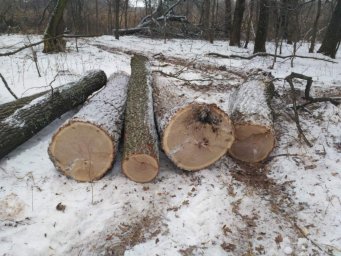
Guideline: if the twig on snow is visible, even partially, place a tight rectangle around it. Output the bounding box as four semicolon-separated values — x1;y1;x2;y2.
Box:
0;73;18;99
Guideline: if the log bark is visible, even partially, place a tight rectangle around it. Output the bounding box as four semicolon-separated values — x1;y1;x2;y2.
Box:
122;55;159;183
153;71;235;171
228;70;275;163
48;72;129;182
0;91;47;122
0;70;107;160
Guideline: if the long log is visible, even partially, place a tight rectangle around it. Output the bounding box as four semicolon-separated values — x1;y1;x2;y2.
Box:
153;72;235;171
48;72;129;182
122;55;159;183
228;70;276;163
0;91;47;122
0;70;107;160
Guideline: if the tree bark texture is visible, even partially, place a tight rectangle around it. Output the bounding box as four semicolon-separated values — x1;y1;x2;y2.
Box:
152;68;236;171
317;0;341;58
253;0;269;53
309;0;321;53
229;69;275;163
48;72;129;182
43;0;68;53
0;70;107;160
122;55;159;183
230;0;245;47
225;0;232;38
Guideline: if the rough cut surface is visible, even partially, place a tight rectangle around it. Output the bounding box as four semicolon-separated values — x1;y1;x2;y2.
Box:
49;72;129;182
122;55;159;183
153;72;235;171
229;71;275;162
0;70;107;160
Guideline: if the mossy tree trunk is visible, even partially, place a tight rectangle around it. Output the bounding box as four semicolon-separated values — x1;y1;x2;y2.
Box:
0;70;107;160
43;0;68;53
122;55;159;183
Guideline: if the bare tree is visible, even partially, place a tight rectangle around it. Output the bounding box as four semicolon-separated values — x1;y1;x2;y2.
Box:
224;0;232;38
115;0;120;39
43;0;68;53
309;0;321;53
230;0;245;46
253;0;269;53
317;0;341;58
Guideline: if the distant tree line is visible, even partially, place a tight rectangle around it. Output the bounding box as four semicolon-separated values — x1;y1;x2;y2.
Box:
1;0;340;57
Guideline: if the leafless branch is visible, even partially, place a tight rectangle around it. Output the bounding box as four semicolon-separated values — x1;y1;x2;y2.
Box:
207;52;337;63
0;73;18;100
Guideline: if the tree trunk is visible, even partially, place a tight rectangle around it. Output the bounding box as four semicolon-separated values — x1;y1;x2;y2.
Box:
253;0;269;53
96;0;99;32
108;0;113;34
244;0;254;48
153;72;235;171
43;0;68;53
317;0;341;58
309;0;321;53
114;0;120;39
0;91;46;122
230;0;245;47
48;72;129;182
0;70;107;160
124;0;128;29
229;71;275;163
224;0;232;38
202;0;211;42
122;55;159;183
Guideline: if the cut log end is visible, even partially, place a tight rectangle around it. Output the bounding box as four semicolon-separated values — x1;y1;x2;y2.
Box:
229;124;275;163
122;154;159;183
48;121;114;182
163;104;235;171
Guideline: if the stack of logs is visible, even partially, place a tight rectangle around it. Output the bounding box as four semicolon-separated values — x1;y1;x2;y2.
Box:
0;55;276;183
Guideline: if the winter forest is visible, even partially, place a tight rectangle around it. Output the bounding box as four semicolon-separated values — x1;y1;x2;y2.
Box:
0;0;340;255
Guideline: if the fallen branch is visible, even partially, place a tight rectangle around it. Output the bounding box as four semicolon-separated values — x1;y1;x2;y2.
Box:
207;52;337;63
287;72;341;108
0;34;102;57
0;73;18;99
285;74;313;147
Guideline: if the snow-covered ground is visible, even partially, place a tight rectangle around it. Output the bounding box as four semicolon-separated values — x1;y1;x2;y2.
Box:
0;35;340;256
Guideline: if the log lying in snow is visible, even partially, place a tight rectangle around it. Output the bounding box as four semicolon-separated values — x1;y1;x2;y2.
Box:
153;73;235;171
48;72;129;182
0;70;107;160
122;55;159;183
0;91;47;122
229;71;275;163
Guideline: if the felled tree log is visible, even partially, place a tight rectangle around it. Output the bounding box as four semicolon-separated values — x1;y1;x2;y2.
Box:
153;73;235;171
0;91;46;122
229;71;275;163
122;55;159;183
49;72;129;182
0;70;107;160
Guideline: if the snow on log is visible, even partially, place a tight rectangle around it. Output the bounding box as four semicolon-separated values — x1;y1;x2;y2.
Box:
48;72;129;182
0;70;107;160
153;70;236;171
0;91;47;122
122;55;159;183
228;71;276;163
